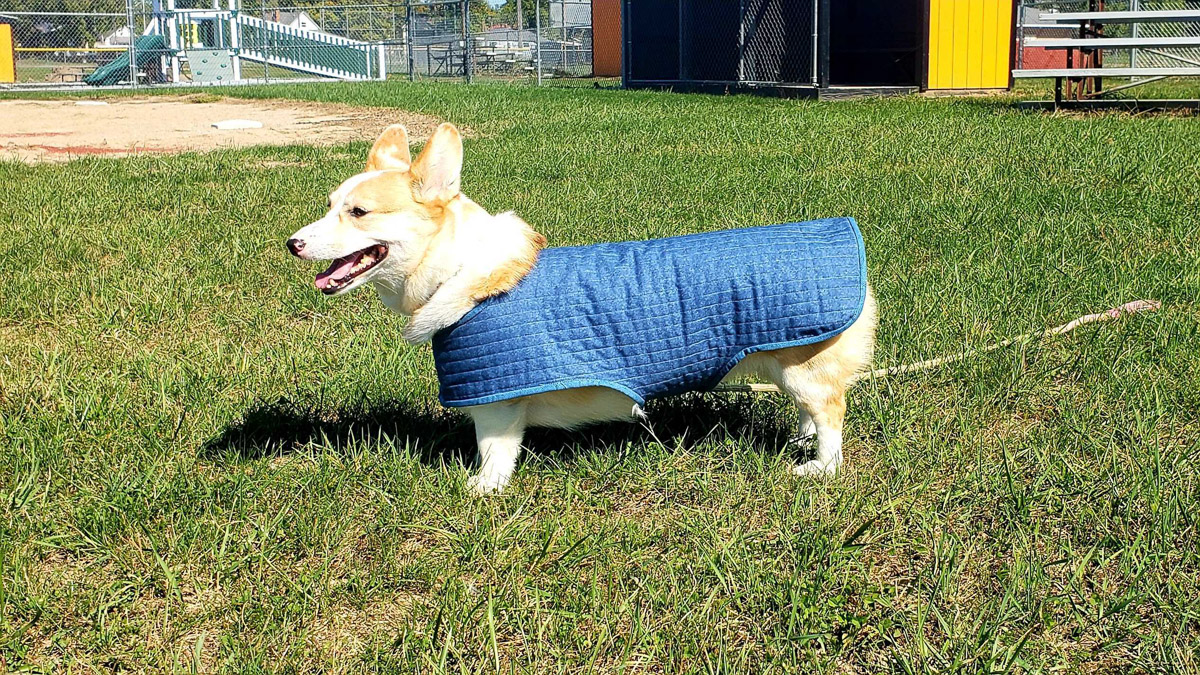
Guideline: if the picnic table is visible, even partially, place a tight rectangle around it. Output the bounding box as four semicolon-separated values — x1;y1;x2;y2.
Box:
50;65;93;83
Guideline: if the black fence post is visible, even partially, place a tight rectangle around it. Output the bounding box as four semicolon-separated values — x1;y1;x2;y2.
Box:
406;1;414;81
462;0;472;83
817;0;830;89
621;0;629;86
737;0;745;83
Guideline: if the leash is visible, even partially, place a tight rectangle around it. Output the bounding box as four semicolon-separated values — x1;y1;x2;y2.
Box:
712;299;1162;394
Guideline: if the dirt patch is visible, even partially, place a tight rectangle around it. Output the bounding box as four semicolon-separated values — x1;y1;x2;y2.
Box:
0;95;443;163
305;596;418;659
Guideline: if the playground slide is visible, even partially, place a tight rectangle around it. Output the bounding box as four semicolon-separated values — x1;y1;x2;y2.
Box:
84;34;170;86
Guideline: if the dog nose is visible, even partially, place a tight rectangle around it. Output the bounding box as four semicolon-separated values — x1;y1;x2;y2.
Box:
286;238;305;257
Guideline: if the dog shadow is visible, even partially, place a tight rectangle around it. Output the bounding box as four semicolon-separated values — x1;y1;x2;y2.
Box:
201;393;799;466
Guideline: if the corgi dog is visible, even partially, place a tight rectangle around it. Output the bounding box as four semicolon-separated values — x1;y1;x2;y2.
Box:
287;123;877;494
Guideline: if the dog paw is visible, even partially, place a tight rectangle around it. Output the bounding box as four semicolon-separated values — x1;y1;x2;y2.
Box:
792;460;838;478
466;473;509;495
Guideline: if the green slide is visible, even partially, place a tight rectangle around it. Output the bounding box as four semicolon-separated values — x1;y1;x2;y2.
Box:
85;34;170;86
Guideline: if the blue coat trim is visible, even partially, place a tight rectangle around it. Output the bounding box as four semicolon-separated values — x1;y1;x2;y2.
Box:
431;218;868;407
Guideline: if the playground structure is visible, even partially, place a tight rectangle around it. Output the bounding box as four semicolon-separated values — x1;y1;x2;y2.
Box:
1;0;385;87
90;0;386;85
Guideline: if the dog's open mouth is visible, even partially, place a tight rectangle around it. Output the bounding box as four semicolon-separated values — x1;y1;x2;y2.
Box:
314;244;388;294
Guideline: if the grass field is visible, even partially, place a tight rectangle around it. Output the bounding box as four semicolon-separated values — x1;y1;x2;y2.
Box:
1;81;1199;673
13;59;96;84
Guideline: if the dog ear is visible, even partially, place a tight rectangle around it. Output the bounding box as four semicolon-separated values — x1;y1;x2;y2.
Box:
411;123;462;204
366;124;412;172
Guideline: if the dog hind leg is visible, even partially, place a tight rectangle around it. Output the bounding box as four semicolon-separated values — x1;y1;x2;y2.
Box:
791;388;845;477
764;357;848;477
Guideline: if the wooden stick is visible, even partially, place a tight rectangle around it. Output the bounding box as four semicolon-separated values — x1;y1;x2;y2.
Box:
712;299;1162;394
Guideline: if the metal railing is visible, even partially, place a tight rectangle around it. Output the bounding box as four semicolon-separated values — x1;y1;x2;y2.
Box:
1016;0;1200;73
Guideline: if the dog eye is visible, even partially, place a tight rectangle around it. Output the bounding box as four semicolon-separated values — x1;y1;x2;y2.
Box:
349;207;370;218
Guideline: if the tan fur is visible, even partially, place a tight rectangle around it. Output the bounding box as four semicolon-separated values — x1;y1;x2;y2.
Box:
288;122;879;495
470;231;546;301
346;173;424;227
364;124;413;172
410;123;463;204
736;287;878;395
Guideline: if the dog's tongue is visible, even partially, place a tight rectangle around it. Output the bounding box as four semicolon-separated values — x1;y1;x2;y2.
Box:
315;252;361;290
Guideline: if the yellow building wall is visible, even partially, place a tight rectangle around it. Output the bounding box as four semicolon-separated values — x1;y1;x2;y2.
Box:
0;24;15;84
928;0;1013;89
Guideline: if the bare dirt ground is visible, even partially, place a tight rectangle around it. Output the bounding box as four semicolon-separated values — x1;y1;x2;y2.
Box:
0;95;442;163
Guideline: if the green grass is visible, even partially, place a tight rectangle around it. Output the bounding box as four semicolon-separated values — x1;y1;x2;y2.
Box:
13;59;96;83
1014;76;1200;100
1;81;1199;673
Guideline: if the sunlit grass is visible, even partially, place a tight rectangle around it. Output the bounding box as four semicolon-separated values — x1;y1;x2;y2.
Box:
1;80;1198;672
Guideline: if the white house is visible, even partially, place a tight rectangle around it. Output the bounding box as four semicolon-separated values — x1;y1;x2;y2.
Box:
262;10;324;33
94;25;132;48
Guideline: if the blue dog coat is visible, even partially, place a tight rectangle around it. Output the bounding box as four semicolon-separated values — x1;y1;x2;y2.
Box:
431;218;867;407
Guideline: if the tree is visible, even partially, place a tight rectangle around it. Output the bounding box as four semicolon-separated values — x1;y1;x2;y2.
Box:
487;0;547;30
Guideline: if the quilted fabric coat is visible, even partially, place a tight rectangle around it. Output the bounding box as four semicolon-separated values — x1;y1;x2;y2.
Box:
431;217;868;408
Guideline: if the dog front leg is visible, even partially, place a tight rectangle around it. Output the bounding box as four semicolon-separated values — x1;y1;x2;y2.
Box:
466;402;527;495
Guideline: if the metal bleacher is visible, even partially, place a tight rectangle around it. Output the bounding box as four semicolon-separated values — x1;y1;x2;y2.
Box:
1013;6;1200;107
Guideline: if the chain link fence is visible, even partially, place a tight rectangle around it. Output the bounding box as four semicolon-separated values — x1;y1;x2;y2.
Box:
623;0;818;89
1131;0;1200;70
1;3;126;85
0;0;595;89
